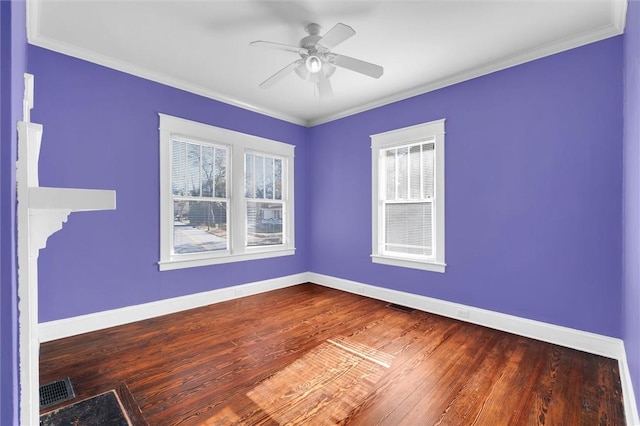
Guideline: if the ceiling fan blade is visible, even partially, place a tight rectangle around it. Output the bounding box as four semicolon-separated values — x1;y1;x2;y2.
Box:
316;23;355;51
316;72;333;101
259;60;301;89
250;40;308;55
332;53;384;79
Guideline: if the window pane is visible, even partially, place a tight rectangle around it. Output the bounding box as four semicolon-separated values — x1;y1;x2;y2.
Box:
423;143;435;198
385;202;432;256
409;145;421;199
255;155;264;198
214;148;226;198
245;153;255;198
397;147;408;199
246;202;283;246
385;149;395;200
202;146;214;197
172;140;186;196
187;143;201;197
173;200;227;254
274;159;282;200
265;157;274;199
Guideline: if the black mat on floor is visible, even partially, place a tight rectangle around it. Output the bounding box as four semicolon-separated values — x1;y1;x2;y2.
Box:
40;390;129;426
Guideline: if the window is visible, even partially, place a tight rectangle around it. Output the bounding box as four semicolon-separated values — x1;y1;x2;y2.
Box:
371;119;446;272
171;138;229;255
245;152;285;247
159;114;295;271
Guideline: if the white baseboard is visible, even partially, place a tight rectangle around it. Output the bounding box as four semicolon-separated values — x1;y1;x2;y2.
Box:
38;272;309;343
309;273;621;357
308;272;639;425
38;271;639;424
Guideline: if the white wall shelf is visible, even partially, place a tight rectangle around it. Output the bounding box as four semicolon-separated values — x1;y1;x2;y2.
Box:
29;186;115;211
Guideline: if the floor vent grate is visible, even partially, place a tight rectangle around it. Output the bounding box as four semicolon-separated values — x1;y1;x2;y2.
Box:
387;303;416;314
40;377;75;409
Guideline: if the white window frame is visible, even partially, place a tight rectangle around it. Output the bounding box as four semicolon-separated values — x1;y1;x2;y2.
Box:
158;113;295;271
371;119;446;273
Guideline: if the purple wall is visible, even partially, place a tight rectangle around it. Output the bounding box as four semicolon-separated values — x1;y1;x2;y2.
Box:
29;36;624;337
309;37;623;338
1;1;26;424
27;46;310;322
623;0;640;414
24;14;633;414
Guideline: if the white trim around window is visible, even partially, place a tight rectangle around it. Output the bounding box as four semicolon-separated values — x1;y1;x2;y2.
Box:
158;113;295;271
371;119;446;273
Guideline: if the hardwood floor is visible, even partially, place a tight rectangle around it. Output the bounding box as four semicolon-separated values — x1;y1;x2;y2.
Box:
39;283;626;425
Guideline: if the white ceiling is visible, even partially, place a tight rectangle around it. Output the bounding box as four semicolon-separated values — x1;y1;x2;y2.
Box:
28;0;626;126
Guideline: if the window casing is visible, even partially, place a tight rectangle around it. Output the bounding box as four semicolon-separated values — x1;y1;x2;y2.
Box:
159;114;295;271
371;119;446;272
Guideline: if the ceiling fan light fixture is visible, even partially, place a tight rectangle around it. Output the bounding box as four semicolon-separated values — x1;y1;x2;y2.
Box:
305;55;322;73
322;62;336;79
294;63;310;81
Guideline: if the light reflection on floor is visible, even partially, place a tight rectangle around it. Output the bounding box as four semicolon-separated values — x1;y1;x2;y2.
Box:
205;336;393;425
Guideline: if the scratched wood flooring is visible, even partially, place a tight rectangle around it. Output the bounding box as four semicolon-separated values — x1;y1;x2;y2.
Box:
39;283;625;425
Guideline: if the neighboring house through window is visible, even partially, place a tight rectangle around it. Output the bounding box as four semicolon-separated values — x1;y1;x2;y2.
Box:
371;119;446;272
159;114;295;271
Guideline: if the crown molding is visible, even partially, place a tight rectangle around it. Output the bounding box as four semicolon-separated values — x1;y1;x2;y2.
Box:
612;0;629;34
26;0;627;128
308;12;626;126
30;35;309;126
26;2;307;127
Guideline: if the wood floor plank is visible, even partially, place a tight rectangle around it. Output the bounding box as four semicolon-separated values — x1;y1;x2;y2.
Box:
341;319;469;424
392;326;503;425
349;322;496;425
467;337;550;425
136;291;394;424
431;332;519;425
39;283;626;425
594;354;626;424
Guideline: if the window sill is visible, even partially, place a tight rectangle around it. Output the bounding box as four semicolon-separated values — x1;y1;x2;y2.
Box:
371;254;446;273
159;248;296;271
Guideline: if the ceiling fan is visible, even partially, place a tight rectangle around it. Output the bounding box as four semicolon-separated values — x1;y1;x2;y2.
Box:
250;23;384;100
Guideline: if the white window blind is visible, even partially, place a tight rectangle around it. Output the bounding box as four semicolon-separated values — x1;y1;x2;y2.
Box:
382;141;435;257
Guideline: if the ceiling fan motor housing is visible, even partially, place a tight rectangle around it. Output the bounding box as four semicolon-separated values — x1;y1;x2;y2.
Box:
300;35;322;52
305;23;322;36
300;23;327;53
